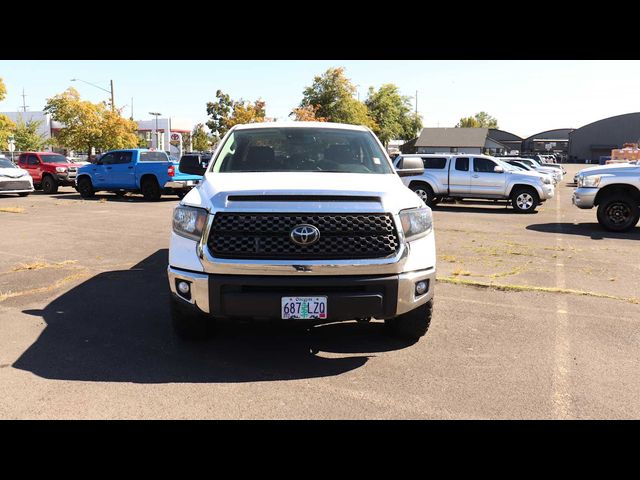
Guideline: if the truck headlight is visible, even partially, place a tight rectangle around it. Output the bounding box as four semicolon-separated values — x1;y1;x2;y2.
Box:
172;205;208;241
580;175;601;188
541;176;552;184
399;207;433;242
56;167;68;173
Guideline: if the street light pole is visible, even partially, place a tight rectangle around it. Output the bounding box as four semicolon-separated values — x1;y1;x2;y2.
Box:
71;78;115;111
149;112;162;149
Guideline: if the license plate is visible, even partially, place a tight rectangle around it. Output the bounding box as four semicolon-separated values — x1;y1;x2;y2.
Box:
281;296;327;320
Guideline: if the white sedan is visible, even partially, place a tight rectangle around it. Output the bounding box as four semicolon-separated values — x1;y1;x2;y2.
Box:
0;157;34;196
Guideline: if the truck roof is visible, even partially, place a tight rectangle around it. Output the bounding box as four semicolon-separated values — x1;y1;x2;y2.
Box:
232;121;369;131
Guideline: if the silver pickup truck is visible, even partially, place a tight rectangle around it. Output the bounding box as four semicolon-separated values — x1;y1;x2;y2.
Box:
573;161;640;231
394;154;555;213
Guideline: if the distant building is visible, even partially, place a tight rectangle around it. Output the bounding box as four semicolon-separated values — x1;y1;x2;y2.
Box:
488;129;523;154
405;128;508;155
522;128;573;155
568;112;640;162
0;111;60;152
387;139;406;156
135;117;193;153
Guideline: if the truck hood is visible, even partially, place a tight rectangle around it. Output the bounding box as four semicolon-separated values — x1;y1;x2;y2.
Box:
507;170;546;181
577;162;639;176
0;168;30;179
182;172;424;213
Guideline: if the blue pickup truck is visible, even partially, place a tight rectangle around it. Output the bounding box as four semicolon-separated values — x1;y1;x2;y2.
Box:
76;149;202;200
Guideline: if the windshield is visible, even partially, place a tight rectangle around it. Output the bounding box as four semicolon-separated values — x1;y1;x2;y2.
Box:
494;158;519;172
212;127;393;174
40;154;70;164
0;159;16;168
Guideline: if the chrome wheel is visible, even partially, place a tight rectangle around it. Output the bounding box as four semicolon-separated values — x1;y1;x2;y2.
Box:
413;188;429;202
516;193;534;210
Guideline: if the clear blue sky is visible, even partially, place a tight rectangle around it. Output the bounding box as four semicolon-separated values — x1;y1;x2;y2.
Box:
2;60;640;138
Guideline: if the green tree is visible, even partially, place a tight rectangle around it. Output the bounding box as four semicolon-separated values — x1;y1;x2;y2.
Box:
0;78;16;147
299;67;376;128
13;117;49;151
181;131;192;151
365;84;422;146
289;104;327;122
206;90;266;138
44;88;138;154
456;111;498;128
191;123;212;151
205;90;234;138
226;99;266;129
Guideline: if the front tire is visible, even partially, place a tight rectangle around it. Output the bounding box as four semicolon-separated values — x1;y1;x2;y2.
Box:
409;182;435;207
385;301;432;340
141;177;161;201
42;175;58;194
511;187;539;213
77;177;95;198
596;196;640;232
171;296;212;341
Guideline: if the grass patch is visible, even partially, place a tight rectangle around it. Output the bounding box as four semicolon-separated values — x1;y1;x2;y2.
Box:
0;207;25;214
451;268;471;276
98;198;107;203
10;260;77;272
441;255;458;263
0;272;89;303
488;268;523;279
437;277;640;305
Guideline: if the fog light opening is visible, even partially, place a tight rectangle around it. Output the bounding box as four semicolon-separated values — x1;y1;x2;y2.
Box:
176;280;192;300
415;280;428;296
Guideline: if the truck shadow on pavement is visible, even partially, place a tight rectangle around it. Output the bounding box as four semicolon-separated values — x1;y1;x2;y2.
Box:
12;249;414;383
44;192;180;203
526;222;640;240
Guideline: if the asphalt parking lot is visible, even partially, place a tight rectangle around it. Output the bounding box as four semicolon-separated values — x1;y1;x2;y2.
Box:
1;163;639;419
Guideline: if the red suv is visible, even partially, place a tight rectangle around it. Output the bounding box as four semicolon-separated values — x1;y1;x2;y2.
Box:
17;152;78;193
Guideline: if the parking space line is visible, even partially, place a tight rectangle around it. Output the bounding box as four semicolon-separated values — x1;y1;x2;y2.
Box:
552;184;574;420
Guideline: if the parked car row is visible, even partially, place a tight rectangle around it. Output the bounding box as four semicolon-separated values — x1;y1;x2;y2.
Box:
0;149;206;201
0;156;34;196
392;153;556;213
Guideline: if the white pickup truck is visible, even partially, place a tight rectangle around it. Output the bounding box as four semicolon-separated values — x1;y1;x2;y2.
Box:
168;122;436;342
394;153;555;213
573;161;640;231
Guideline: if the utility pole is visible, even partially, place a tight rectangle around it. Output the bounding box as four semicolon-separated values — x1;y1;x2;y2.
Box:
21;89;29;112
131;97;134;120
415;90;418;136
110;80;115;112
149;112;162;149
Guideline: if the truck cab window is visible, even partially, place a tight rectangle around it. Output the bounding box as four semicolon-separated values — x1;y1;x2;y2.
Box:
473;158;497;173
455;158;469;171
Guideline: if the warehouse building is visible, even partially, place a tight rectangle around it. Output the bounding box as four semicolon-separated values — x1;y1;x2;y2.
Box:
521;128;573;155
403;128;508;155
568;112;640;162
488;129;523;154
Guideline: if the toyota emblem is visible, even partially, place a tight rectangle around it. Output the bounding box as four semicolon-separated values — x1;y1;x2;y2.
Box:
290;224;320;246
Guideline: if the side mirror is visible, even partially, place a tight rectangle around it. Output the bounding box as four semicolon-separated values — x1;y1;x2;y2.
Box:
494;165;504;173
396;157;425;177
180;156;206;176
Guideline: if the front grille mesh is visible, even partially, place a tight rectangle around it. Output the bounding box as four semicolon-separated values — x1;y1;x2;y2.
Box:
0;180;31;191
208;213;400;259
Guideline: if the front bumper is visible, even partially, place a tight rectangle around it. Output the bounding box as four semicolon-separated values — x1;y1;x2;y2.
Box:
540;183;555;201
572;187;597;209
168;266;435;321
164;180;199;190
55;173;76;186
